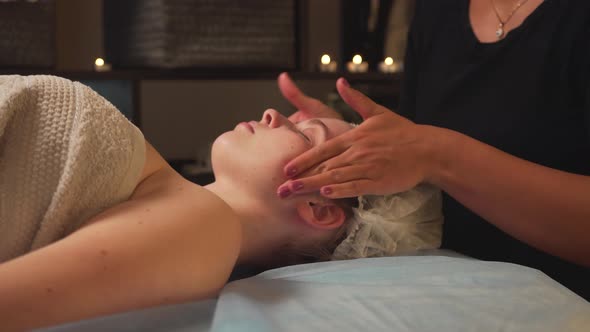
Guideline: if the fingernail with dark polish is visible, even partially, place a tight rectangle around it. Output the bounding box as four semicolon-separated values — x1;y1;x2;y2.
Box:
278;187;292;198
342;78;350;87
322;187;333;195
286;167;297;177
292;181;304;191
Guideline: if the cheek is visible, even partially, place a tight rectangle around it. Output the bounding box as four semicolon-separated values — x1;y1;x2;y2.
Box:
255;140;311;196
259;137;309;168
211;131;309;185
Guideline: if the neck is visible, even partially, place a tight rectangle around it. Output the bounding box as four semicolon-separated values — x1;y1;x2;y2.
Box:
204;180;285;266
490;0;537;11
491;0;524;5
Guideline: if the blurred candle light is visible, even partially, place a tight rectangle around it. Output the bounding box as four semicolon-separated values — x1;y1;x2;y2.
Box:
346;54;368;73
94;57;112;72
319;54;337;72
378;57;401;73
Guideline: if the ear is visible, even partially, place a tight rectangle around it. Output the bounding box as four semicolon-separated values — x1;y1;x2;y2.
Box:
296;200;346;230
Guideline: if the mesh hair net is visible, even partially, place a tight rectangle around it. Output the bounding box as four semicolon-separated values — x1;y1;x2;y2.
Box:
332;184;443;260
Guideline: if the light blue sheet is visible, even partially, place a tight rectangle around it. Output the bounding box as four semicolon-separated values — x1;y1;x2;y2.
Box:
40;250;590;332
211;251;590;332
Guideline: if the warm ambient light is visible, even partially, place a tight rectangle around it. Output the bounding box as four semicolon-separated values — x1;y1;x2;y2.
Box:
378;56;400;73
352;55;363;65
347;54;368;73
319;54;337;72
94;57;112;72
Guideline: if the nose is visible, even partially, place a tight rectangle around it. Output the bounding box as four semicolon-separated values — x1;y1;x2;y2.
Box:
261;109;287;129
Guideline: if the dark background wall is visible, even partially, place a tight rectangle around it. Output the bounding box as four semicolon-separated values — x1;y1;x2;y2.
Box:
53;0;342;161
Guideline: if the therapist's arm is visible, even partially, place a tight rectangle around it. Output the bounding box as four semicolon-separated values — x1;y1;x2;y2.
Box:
280;81;590;268
0;169;241;331
428;127;590;267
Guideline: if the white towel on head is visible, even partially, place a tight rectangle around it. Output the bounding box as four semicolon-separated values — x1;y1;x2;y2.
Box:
0;75;146;262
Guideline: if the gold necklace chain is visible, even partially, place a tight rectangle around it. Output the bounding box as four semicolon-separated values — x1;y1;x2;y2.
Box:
490;0;531;39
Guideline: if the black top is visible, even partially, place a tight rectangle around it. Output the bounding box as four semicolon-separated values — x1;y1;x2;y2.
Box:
399;0;590;299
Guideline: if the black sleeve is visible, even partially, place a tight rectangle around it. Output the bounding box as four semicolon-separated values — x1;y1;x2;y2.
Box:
579;14;590;143
396;0;422;121
586;70;590;144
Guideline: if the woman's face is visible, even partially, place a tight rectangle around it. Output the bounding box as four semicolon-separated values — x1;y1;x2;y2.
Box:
211;109;352;202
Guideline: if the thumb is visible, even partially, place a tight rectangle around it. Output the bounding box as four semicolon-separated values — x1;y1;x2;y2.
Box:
336;78;387;120
278;72;301;103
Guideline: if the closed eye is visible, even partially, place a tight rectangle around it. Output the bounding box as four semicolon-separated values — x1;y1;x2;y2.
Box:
298;130;312;143
295;120;328;145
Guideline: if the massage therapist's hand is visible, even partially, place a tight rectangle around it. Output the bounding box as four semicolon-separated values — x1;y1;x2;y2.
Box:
278;78;445;199
278;72;343;122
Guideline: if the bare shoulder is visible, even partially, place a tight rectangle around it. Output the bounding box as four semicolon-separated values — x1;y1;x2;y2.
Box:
131;139;201;200
79;135;239;232
0;140;242;330
130;139;237;223
132;139;171;194
132;170;238;228
84;164;239;238
0;173;241;330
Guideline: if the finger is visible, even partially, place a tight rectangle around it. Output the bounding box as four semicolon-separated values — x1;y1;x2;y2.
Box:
279;72;330;117
284;165;372;196
320;179;375;199
336;78;387;120
284;134;352;178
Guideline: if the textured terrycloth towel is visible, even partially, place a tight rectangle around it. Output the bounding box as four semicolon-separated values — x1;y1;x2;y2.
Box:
0;75;146;262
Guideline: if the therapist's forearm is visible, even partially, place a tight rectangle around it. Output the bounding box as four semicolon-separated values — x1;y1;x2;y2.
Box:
427;126;590;267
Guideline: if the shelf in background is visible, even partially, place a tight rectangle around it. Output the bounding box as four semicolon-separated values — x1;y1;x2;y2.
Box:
0;68;402;84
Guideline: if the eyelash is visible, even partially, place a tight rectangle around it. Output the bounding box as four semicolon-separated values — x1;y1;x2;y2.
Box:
298;130;312;143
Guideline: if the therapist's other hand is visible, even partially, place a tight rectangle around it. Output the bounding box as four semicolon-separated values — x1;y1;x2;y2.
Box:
278;72;343;122
278;78;442;199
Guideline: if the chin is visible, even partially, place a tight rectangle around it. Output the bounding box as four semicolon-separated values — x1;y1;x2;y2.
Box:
210;130;299;193
210;132;260;177
210;131;236;177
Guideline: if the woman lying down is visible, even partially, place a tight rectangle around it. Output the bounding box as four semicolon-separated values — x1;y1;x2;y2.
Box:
0;75;442;331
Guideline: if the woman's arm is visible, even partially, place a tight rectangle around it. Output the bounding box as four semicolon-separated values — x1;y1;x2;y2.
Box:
429;126;590;267
279;82;589;267
0;169;241;331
